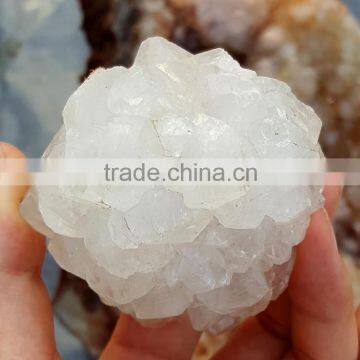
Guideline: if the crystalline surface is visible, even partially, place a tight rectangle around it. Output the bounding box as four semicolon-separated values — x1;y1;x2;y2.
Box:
21;37;323;332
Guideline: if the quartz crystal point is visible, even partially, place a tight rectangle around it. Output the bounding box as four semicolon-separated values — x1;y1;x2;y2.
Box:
21;37;323;333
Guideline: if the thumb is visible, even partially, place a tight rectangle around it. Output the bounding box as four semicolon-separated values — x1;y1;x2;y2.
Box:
0;142;59;359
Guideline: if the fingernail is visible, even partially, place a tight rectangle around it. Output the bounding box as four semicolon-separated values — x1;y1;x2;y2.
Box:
320;207;338;247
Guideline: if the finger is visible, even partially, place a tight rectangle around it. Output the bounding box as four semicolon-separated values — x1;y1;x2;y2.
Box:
212;290;291;360
288;208;358;359
211;314;289;360
101;314;200;360
323;172;343;218
0;142;58;359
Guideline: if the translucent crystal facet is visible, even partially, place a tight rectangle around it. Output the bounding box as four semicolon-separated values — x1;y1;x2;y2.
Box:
21;37;323;332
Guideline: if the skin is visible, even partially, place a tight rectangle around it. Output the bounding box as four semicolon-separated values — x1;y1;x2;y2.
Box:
0;141;358;360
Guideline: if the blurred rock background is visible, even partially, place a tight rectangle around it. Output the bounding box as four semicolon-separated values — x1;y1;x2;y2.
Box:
0;0;359;359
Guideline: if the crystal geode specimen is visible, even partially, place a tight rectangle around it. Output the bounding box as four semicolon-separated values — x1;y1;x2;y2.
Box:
21;37;323;332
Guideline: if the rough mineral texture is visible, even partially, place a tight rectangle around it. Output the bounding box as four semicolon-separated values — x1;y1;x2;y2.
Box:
86;0;360;292
46;0;359;356
21;37;323;332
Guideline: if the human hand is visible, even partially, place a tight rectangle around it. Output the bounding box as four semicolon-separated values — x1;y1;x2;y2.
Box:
0;141;358;360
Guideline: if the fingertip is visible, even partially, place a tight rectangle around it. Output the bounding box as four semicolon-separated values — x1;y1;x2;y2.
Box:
0;142;29;212
0;142;26;161
288;209;358;359
290;208;352;320
303;208;338;252
292;208;338;286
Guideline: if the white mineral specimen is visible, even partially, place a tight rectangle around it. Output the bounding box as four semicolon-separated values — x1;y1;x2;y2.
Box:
21;37;323;333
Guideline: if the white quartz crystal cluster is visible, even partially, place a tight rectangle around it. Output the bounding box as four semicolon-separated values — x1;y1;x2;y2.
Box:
21;37;323;332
